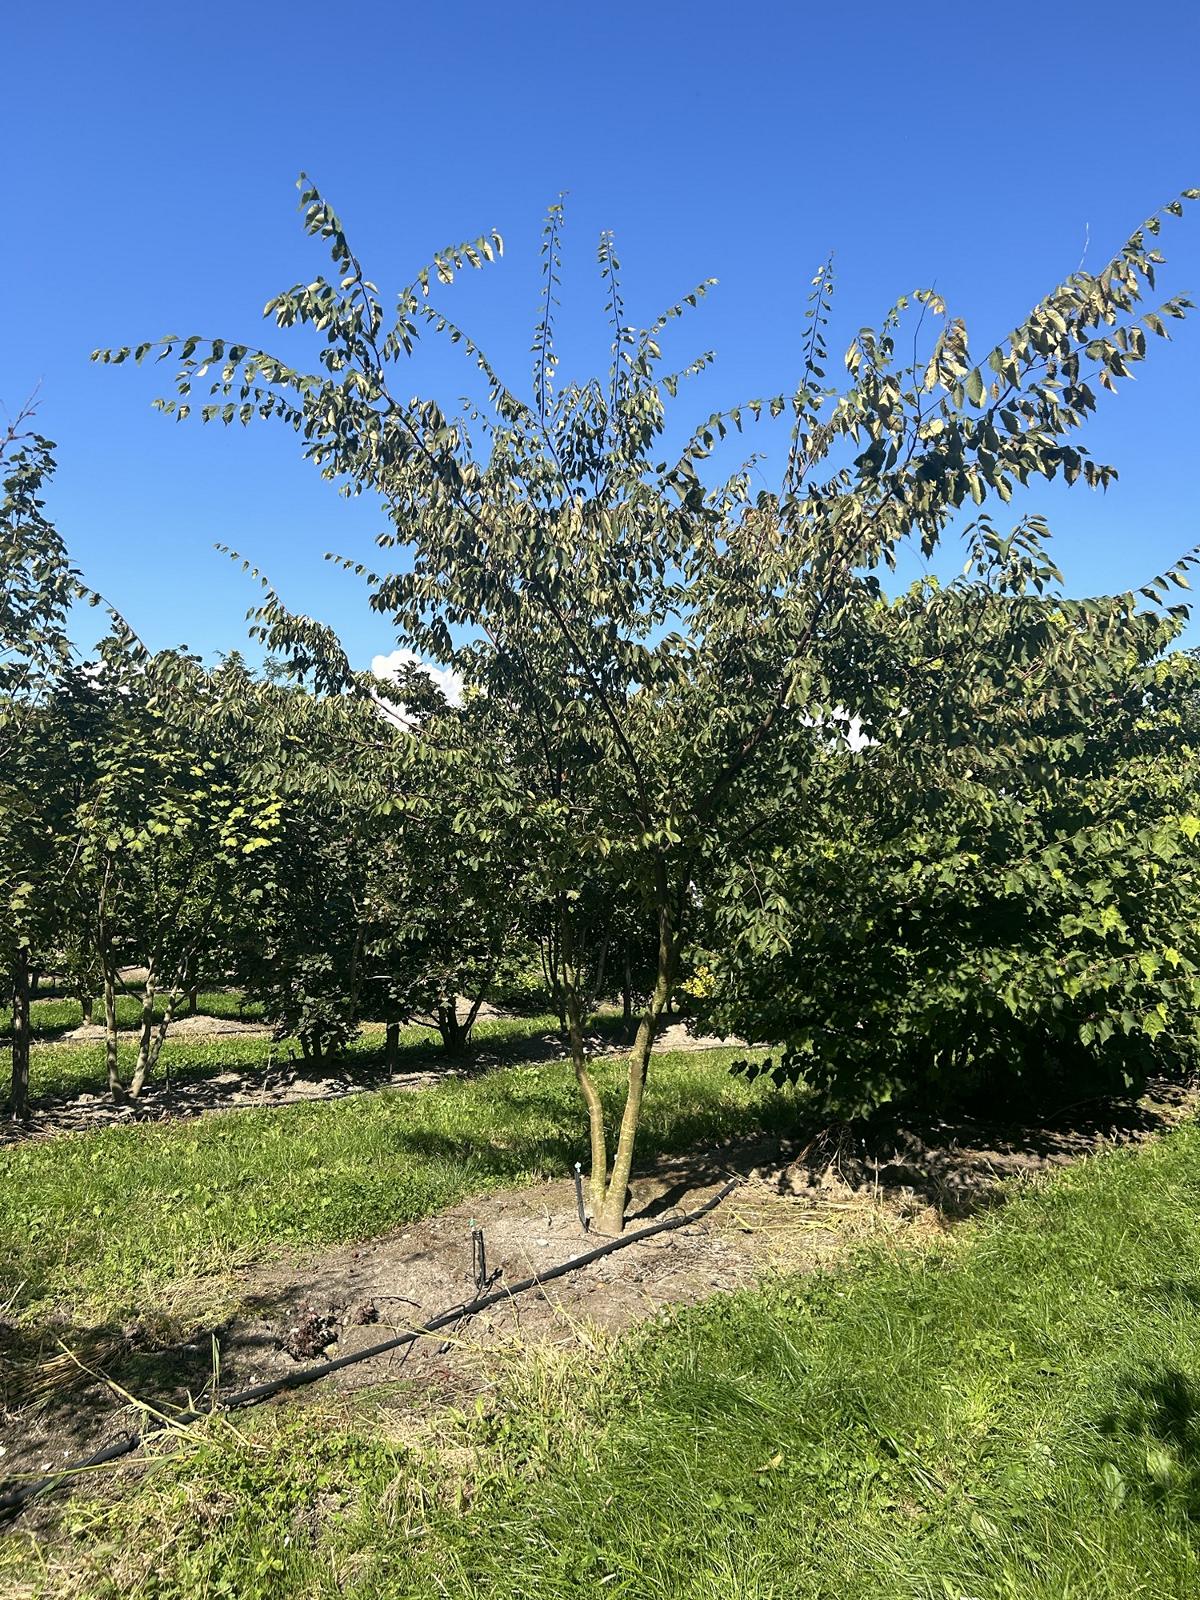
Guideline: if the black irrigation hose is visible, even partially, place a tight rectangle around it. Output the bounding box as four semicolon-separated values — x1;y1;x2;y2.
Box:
0;1178;737;1518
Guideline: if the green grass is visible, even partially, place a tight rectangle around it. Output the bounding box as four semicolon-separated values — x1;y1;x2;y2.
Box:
27;1122;1200;1599
0;1046;788;1325
17;1032;304;1104
3;1008;613;1106
0;989;266;1042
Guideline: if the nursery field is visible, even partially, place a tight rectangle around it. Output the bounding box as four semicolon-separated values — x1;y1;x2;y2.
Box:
3;1067;1199;1599
5;53;1200;1598
0;1044;793;1328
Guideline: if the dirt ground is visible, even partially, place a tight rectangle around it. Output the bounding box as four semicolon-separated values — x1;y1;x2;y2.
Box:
58;1014;270;1045
3;1072;1196;1520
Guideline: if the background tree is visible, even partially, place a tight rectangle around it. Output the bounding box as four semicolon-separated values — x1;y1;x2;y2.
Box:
103;184;1197;1229
695;518;1200;1116
355;659;525;1055
0;407;80;1117
72;642;281;1100
240;778;367;1062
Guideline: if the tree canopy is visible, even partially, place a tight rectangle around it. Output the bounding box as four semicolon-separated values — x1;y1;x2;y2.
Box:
90;180;1200;1225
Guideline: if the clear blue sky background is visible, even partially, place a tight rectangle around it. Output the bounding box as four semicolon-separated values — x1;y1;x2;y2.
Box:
5;0;1198;667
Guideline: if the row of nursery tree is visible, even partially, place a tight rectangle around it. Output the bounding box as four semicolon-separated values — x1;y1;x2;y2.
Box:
4;183;1200;1231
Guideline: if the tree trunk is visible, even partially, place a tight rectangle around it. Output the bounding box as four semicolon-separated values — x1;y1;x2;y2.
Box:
565;978;609;1218
129;978;178;1100
127;967;158;1100
562;915;610;1217
590;884;678;1237
588;937;609;1015
622;947;633;1033
103;961;123;1101
186;984;199;1015
80;991;94;1025
346;926;365;1028
437;1000;467;1054
543;910;567;1029
10;950;32;1120
385;1021;400;1071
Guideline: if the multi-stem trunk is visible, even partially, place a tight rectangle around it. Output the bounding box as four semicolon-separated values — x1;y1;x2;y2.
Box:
128;967;181;1100
568;867;679;1237
10;950;32;1120
435;981;491;1055
436;999;466;1054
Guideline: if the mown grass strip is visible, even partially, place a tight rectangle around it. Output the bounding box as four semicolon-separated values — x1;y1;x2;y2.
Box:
36;1122;1200;1600
0;990;267;1043
7;1010;576;1106
0;1047;789;1324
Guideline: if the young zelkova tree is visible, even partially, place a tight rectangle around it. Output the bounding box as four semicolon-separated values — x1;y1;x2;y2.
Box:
210;668;528;1063
101;182;1196;1229
72;644;280;1100
234;694;371;1063
0;406;81;1117
247;797;367;1061
695;520;1200;1117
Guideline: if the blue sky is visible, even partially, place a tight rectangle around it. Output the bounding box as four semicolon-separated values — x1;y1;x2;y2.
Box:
5;0;1199;666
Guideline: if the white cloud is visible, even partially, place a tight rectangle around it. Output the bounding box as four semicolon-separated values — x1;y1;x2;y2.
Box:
371;649;464;710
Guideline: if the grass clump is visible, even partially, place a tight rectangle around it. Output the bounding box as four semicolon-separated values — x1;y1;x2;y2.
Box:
23;1123;1200;1599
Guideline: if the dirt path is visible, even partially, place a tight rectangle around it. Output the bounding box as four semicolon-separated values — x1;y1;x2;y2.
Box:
4;1021;736;1147
4;1075;1196;1501
56;1015;271;1044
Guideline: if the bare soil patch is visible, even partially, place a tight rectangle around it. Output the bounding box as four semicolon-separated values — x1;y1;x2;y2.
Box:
4;1072;1195;1512
57;1015;270;1046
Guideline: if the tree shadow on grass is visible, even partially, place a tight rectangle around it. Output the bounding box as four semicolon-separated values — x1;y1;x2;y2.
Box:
1098;1365;1200;1519
2;1015;638;1144
622;1074;1198;1222
0;1306;291;1508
